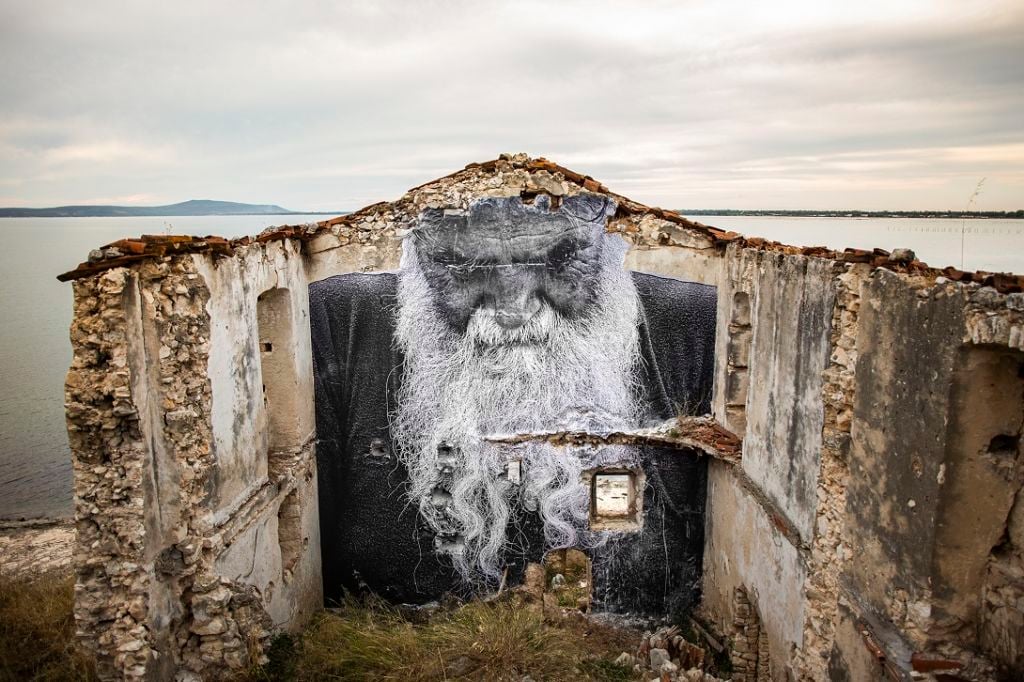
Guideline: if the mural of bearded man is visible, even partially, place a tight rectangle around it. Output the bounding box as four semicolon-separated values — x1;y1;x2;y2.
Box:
311;194;716;615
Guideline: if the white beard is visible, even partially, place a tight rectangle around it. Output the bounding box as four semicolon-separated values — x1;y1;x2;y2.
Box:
391;237;643;583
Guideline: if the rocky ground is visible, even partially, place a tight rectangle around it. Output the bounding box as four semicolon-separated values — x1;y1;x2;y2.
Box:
620;624;730;682
524;554;731;682
0;526;736;681
0;519;74;577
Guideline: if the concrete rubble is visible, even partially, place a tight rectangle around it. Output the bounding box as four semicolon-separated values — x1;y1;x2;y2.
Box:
612;624;729;682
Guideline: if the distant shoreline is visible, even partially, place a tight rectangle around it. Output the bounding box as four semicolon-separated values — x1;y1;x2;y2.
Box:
3;206;1020;220
680;209;1023;219
4;211;1019;220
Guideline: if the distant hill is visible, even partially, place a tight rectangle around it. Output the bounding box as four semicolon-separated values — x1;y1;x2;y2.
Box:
0;199;317;217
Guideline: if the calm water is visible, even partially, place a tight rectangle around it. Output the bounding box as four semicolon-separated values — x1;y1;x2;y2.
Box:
698;215;1024;275
1;215;1022;520
0;215;325;520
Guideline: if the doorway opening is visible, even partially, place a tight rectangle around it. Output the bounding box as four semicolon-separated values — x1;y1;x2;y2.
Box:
543;548;593;613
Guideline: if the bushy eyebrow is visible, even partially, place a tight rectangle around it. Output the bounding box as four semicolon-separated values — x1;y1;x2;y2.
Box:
421;231;598;267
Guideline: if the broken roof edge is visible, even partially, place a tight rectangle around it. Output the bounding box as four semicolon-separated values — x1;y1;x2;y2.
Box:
56;153;1024;294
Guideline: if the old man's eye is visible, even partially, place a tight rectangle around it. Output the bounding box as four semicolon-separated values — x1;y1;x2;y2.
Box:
547;240;583;268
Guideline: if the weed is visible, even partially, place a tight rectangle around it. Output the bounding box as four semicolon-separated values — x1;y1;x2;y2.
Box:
0;571;95;681
255;594;639;681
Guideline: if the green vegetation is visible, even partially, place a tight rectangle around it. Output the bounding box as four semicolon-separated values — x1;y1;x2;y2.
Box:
0;572;95;682
256;596;636;681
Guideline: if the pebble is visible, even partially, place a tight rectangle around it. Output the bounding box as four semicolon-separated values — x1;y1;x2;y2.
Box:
889;247;916;263
650;647;671;670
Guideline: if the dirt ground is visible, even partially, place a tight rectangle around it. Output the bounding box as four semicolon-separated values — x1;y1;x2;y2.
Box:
0;519;74;577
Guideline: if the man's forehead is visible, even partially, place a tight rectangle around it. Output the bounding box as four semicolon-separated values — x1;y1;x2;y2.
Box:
413;194;616;261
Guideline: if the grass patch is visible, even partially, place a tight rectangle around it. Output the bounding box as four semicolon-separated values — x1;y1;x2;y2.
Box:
0;571;95;682
258;595;637;681
0;573;639;681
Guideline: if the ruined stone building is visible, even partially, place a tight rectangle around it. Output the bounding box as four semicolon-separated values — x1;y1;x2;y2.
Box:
58;154;1024;680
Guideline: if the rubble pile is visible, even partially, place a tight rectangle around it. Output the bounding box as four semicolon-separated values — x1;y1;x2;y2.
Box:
613;624;728;682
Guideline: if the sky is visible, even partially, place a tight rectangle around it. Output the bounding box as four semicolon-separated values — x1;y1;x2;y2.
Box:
0;0;1022;212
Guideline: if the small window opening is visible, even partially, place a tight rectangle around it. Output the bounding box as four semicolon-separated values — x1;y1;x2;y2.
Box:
505;459;522;485
585;468;643;531
594;474;632;516
366;438;390;460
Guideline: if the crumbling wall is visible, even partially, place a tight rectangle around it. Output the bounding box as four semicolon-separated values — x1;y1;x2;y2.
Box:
729;586;771;681
60;154;1024;681
703;241;1024;681
795;263;869;680
702;244;838;680
826;275;1024;680
67;268;160;679
66;241;322;680
62;154;731;680
623;213;724;286
702;460;807;679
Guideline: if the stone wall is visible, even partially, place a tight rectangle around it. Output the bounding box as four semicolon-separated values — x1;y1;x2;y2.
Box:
60;154;1024;680
824;273;1024;680
796;263;868;679
704;246;1024;680
65;243;322;679
702;244;840;680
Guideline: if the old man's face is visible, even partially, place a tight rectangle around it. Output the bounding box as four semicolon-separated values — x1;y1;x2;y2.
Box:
411;195;615;344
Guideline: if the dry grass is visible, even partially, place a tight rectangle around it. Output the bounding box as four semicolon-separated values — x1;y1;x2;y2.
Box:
0;571;95;682
261;595;637;681
0;572;637;681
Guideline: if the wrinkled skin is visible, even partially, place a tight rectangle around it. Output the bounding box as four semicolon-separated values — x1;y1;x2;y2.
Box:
412;194;617;334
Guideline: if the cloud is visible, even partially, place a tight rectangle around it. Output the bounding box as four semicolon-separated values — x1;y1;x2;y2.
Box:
0;0;1021;210
40;141;174;165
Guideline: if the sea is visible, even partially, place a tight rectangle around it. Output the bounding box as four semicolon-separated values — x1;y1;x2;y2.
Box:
1;214;1022;520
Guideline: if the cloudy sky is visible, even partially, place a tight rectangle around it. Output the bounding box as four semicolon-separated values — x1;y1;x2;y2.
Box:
1;0;1022;211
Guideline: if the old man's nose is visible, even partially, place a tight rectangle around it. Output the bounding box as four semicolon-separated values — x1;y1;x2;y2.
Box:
494;309;533;329
491;292;542;329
